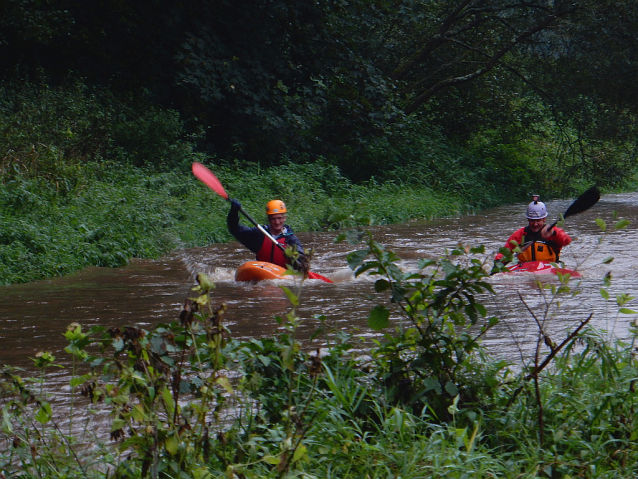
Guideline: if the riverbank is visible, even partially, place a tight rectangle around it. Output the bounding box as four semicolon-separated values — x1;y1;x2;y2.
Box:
2;158;637;285
0;159;512;285
2;80;636;285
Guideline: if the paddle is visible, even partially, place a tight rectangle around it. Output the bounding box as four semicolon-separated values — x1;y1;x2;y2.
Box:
519;186;601;253
192;162;333;283
552;186;601;227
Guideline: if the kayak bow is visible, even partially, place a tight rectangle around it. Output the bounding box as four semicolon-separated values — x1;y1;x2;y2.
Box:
235;261;333;283
502;261;581;279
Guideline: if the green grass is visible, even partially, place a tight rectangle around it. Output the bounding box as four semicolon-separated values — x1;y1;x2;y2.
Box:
0;159;496;285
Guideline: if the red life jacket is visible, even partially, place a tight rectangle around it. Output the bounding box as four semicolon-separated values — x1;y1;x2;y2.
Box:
256;235;287;267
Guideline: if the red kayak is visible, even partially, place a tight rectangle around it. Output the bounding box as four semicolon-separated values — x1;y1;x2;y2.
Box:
235;261;333;283
502;261;581;279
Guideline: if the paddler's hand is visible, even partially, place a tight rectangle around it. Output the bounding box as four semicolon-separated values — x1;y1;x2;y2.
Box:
229;198;242;211
541;224;555;239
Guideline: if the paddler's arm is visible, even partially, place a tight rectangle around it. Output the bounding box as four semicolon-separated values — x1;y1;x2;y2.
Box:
491;228;525;274
542;226;571;246
227;199;264;253
494;227;525;261
283;229;305;255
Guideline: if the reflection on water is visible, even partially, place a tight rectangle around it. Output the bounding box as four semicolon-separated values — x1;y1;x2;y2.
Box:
1;192;637;376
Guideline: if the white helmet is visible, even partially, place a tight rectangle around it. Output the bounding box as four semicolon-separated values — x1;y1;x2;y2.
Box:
526;194;548;219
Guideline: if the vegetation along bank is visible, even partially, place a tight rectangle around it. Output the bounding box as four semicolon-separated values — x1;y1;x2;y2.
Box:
2;0;638;284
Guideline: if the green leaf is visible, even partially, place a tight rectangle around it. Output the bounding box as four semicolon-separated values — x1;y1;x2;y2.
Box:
262;455;280;465
354;262;380;277
347;249;370;270
2;409;14;434
292;444;308;463
258;354;271;367
417;258;436;269
423;377;442;394
445;381;459;397
390;283;407;303
215;375;234;394
279;286;299;306
368;305;390;330
603;272;612;286
162;387;175;413
112;338;124;352
440;259;457;277
617;293;634;306
131;404;146;422
111;418;126;432
345;228;366;244
333;232;346;243
615;219;631;229
35;402;52;424
600;288;610;300
595;218;606;232
192;467;213;479
165;436;179;455
196;272;215;293
619;308;638;314
602;256;614;264
64;323;84;341
374;279;391;292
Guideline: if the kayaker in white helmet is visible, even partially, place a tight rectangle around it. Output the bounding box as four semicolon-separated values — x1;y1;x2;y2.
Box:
494;194;572;266
227;198;305;269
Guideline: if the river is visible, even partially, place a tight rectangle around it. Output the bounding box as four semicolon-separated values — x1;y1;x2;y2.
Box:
2;192;638;379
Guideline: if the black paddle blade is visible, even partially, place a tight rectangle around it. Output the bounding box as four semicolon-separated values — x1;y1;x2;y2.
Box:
563;186;600;219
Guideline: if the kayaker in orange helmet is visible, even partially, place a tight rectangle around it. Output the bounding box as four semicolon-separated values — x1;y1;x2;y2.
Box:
494;195;572;266
227;198;305;269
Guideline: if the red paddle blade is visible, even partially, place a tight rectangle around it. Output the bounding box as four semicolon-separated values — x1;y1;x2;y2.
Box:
308;271;333;283
192;162;228;200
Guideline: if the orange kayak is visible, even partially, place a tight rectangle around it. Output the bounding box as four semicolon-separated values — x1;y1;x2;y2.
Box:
235;261;288;282
235;261;333;283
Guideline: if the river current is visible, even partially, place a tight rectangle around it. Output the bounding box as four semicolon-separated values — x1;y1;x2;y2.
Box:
2;192;638;377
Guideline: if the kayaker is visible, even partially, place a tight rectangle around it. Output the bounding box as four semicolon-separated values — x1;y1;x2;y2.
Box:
494;195;572;267
227;199;305;269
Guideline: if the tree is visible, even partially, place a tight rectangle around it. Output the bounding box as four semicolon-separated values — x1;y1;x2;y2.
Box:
1;0;636;185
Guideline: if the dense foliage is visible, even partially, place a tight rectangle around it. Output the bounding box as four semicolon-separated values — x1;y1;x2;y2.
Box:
1;0;637;179
2;228;638;478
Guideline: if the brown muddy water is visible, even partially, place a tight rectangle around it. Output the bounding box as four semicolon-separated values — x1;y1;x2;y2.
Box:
2;192;638;381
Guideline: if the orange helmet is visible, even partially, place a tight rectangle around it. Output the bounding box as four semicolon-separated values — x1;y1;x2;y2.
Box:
266;200;287;215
